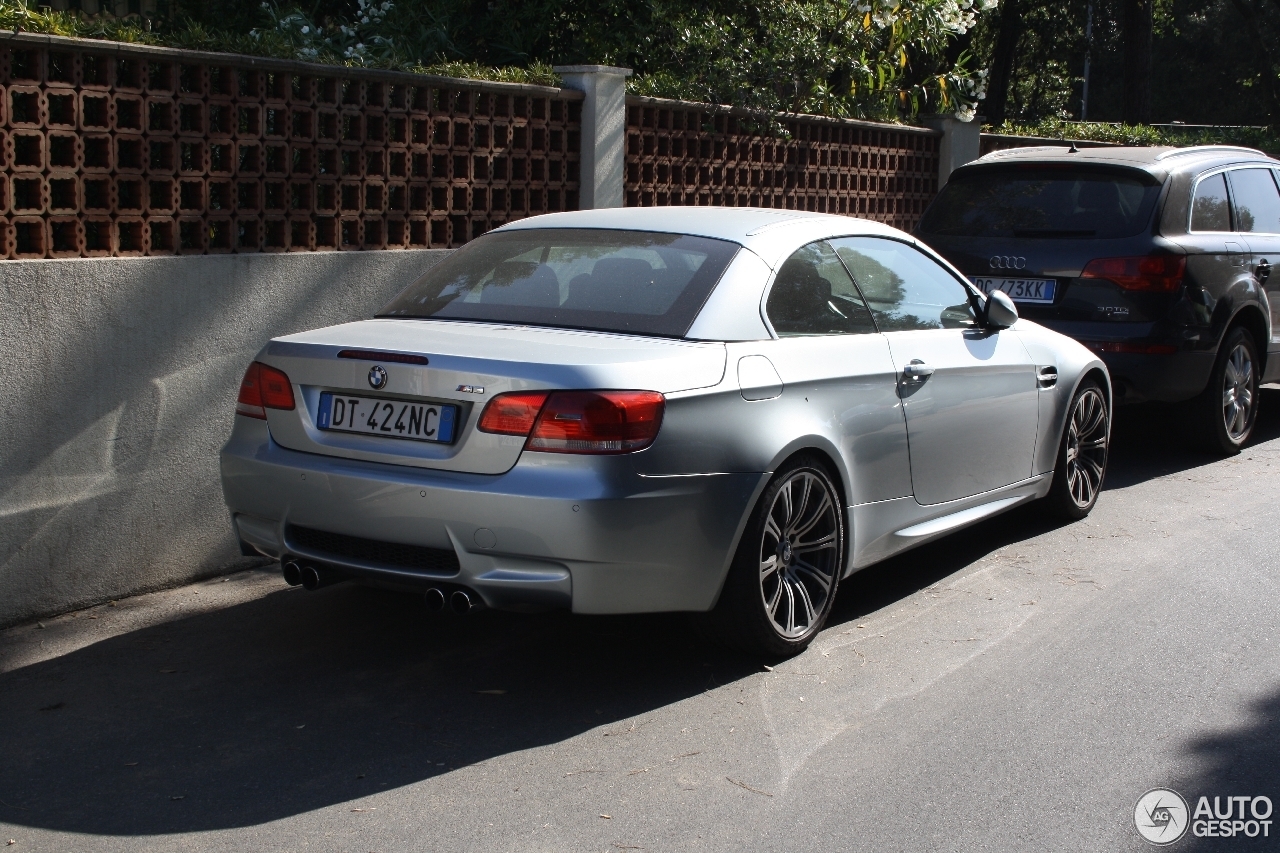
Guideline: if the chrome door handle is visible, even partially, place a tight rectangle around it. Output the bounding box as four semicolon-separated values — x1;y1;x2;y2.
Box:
1258;259;1271;283
902;360;934;381
1038;365;1059;388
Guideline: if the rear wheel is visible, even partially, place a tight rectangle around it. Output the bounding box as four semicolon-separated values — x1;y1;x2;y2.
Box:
1194;326;1259;455
1043;380;1109;520
706;455;844;657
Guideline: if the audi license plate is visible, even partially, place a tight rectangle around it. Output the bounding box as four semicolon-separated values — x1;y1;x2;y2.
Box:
970;276;1057;304
317;393;457;443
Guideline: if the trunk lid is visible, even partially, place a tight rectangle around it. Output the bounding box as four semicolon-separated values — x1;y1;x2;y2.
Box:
259;319;727;474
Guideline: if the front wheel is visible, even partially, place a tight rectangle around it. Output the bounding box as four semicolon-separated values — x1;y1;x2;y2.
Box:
1043;379;1110;520
706;455;845;657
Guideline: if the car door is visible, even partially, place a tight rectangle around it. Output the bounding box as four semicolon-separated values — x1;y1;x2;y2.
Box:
830;236;1039;506
1227;167;1280;370
1182;170;1251;330
751;240;912;507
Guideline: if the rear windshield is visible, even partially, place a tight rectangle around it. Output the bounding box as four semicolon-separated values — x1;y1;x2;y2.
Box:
378;229;740;337
918;167;1162;239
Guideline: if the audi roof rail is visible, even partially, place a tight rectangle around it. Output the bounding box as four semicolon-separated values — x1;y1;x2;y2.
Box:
1154;145;1267;161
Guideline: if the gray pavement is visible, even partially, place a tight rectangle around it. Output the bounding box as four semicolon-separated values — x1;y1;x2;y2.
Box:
3;391;1280;852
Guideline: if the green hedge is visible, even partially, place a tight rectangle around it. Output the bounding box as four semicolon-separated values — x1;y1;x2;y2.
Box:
0;3;557;87
987;118;1280;158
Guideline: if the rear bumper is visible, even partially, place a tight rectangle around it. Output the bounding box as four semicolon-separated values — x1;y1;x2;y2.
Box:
1031;320;1214;403
1092;350;1215;404
220;418;765;614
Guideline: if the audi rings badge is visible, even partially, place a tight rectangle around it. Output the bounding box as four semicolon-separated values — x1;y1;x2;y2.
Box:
989;255;1028;270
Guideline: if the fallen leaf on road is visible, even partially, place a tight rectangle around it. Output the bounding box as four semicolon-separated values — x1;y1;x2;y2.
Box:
726;777;773;797
474;689;507;695
351;808;376;812
762;664;774;672
669;751;700;762
124;762;138;767
627;768;648;775
600;813;612;819
295;725;305;729
36;623;45;629
6;839;14;845
171;796;184;801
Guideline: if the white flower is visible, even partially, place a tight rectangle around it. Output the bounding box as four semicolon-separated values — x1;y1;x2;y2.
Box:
300;25;309;34
956;104;976;122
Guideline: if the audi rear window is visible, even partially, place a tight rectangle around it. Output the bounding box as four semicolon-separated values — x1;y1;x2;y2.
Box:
378;229;740;337
918;167;1162;239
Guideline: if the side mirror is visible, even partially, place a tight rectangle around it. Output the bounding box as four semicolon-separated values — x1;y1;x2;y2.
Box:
984;289;1019;330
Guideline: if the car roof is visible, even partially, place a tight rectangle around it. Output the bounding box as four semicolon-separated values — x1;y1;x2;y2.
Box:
963;144;1279;180
493;206;908;267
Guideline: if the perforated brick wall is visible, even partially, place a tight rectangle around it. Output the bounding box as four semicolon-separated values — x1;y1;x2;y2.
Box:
0;35;581;257
625;97;942;232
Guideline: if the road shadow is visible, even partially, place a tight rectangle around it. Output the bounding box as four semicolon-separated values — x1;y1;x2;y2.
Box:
0;576;766;836
1174;687;1280;850
3;389;1274;837
1102;386;1280;490
0;486;1083;838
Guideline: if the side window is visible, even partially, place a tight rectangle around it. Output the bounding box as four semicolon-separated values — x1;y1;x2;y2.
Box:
1191;172;1232;232
830;237;976;331
765;241;878;336
1228;168;1280;234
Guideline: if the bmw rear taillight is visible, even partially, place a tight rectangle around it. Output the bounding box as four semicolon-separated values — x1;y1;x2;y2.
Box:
1080;255;1185;292
477;390;665;453
477;391;551;435
235;362;295;419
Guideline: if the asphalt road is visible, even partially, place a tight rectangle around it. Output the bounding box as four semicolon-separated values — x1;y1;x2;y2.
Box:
3;390;1280;853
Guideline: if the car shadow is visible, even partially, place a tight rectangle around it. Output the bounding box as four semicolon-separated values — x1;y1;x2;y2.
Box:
1173;687;1280;850
0;577;772;836
1101;386;1280;490
2;390;1274;837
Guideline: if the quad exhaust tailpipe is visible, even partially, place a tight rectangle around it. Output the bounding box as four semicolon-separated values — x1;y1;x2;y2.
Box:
424;587;446;612
300;564;343;591
450;589;484;614
282;560;303;586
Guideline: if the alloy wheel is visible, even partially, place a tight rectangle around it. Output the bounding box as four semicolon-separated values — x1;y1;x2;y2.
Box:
1221;342;1256;443
758;470;840;639
1065;387;1108;509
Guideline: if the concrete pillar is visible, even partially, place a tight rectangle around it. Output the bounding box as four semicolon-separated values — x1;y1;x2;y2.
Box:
554;65;632;209
921;113;983;188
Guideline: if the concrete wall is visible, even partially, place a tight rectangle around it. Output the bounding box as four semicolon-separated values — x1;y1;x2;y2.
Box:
0;250;449;628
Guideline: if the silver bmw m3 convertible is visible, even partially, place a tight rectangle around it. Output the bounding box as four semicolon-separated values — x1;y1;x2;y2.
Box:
221;207;1111;655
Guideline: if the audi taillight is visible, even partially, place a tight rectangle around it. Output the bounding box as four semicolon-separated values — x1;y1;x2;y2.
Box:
477;390;665;454
235;362;295;419
1080;255;1185;292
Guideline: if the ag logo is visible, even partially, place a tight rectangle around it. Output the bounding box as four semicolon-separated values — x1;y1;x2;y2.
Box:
368;365;388;390
1135;788;1190;845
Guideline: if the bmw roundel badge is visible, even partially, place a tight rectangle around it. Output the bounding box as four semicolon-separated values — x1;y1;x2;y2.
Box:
368;365;388;389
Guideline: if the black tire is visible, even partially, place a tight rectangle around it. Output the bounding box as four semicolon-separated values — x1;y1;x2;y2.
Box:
1193;326;1260;455
1043;379;1110;520
706;455;845;657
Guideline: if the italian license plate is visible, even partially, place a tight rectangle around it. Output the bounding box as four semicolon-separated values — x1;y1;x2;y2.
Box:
970;276;1057;304
317;393;457;443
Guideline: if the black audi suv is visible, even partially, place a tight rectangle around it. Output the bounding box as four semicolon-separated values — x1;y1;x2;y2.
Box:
916;144;1280;453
